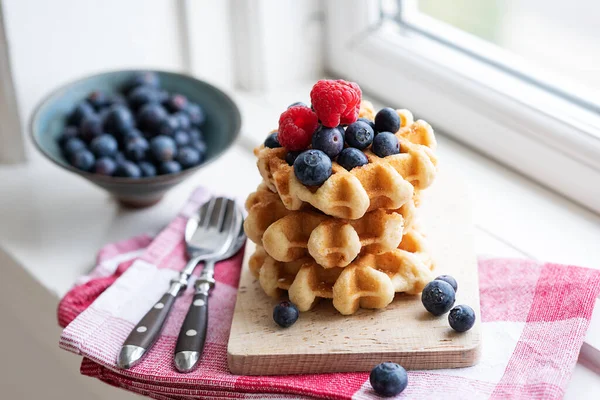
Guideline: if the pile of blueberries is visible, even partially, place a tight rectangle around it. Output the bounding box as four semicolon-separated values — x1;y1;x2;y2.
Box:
57;71;207;178
265;104;402;186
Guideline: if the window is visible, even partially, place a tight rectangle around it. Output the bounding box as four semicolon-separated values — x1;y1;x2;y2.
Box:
325;0;600;213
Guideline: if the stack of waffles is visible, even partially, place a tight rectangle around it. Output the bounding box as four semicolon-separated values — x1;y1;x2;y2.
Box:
244;100;439;315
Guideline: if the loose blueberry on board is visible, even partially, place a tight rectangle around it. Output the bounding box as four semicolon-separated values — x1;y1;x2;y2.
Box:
358;117;376;131
421;280;456;316
264;132;282;148
164;94;188;113
285;150;302;166
185;103;206;127
311;126;344;158
172;111;191;131
293;149;332;186
176;146;202;169
138;161;157;178
90;134;118;158
374;107;400;134
115;160;142;178
58;126;80;147
159;160;182;175
94;157;117;176
137;103;169;134
68;102;95;126
128;86;163;111
125;137;150;162
345;121;374;150
70;150;95;172
448;305;476;332
372;132;400;158
288;101;308;108
435;275;458;293
188;128;204;142
150;135;177;162
173;130;191;147
86;91;112;110
123;71;161;94
337;147;369;171
62;138;87;156
79;115;104;142
273;301;299;328
369;362;408;397
103;105;135;135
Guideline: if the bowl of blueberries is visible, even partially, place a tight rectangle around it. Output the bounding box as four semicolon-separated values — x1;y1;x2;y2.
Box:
30;70;241;207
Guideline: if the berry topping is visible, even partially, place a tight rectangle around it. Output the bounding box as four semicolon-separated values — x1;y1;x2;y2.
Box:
345;121;374;150
372;132;400;158
421;280;456;316
285;150;302;166
264;132;282;148
370;362;408;397
435;275;458;293
293;149;332;186
310;80;362;128
358;117;375;131
288;101;308;109
277;106;319;151
311;126;344;158
448;305;476;332
337;148;368;171
273;301;299;328
375;107;400;133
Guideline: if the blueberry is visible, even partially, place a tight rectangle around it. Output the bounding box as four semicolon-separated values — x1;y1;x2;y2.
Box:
138;103;169;134
345;121;374;150
172;112;191;131
185;103;206;127
157;116;179;136
337;148;368;171
86;91;111;110
68;102;95;126
448;305;475;332
103;105;135;135
372;132;400;158
114;152;127;164
435;275;458;293
58;126;79;147
190;139;207;155
121;128;143;145
125;136;150;161
123;71;161;93
150;135;177;162
421;280;456;316
79;116;103;142
312;127;344;158
188;128;204;142
90;134;118;158
62;137;87;156
159;160;182;175
115;160;142;178
375;107;400;133
358;117;376;131
128;86;162;111
70;149;95;171
369;362;408;397
273;301;299;328
164;94;188;113
138;161;157;177
285;150;302;166
288;101;308;108
264;132;281;148
94;157;117;176
293;149;332;186
176;146;202;168
173;130;191;147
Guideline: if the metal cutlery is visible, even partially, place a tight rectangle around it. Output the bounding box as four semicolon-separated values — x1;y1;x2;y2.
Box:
174;210;246;373
117;197;241;369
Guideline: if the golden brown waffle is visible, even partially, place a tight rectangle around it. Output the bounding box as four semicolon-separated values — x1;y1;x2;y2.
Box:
245;185;417;268
249;230;434;315
255;108;437;220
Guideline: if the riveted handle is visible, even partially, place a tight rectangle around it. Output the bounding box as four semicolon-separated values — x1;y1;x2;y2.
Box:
174;292;209;371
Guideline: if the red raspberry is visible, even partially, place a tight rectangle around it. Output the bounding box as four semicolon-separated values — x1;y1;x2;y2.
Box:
277;106;319;151
310;80;362;128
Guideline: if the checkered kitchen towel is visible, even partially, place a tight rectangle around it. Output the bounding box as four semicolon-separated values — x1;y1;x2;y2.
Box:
58;188;600;399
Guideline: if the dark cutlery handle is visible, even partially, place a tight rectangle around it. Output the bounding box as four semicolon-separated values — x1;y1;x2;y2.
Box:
175;292;209;355
123;293;177;350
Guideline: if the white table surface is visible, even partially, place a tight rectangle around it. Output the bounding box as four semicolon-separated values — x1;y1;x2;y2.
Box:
1;83;599;399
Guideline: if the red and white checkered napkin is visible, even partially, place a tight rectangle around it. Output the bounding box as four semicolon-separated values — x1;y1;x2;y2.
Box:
59;189;600;400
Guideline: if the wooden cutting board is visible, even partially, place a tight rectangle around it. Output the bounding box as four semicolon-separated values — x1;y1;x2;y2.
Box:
227;168;481;375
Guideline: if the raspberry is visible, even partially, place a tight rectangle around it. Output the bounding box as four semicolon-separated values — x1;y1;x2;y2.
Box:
310;80;362;128
277;106;319;151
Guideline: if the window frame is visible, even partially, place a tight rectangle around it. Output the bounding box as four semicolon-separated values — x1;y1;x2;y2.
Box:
324;0;600;214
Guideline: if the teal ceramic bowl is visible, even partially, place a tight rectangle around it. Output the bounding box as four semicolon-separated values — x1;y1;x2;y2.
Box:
30;69;241;207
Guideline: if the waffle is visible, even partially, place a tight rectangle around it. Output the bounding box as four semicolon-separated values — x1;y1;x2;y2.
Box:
249;230;434;315
255;108;437;220
245;184;417;268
